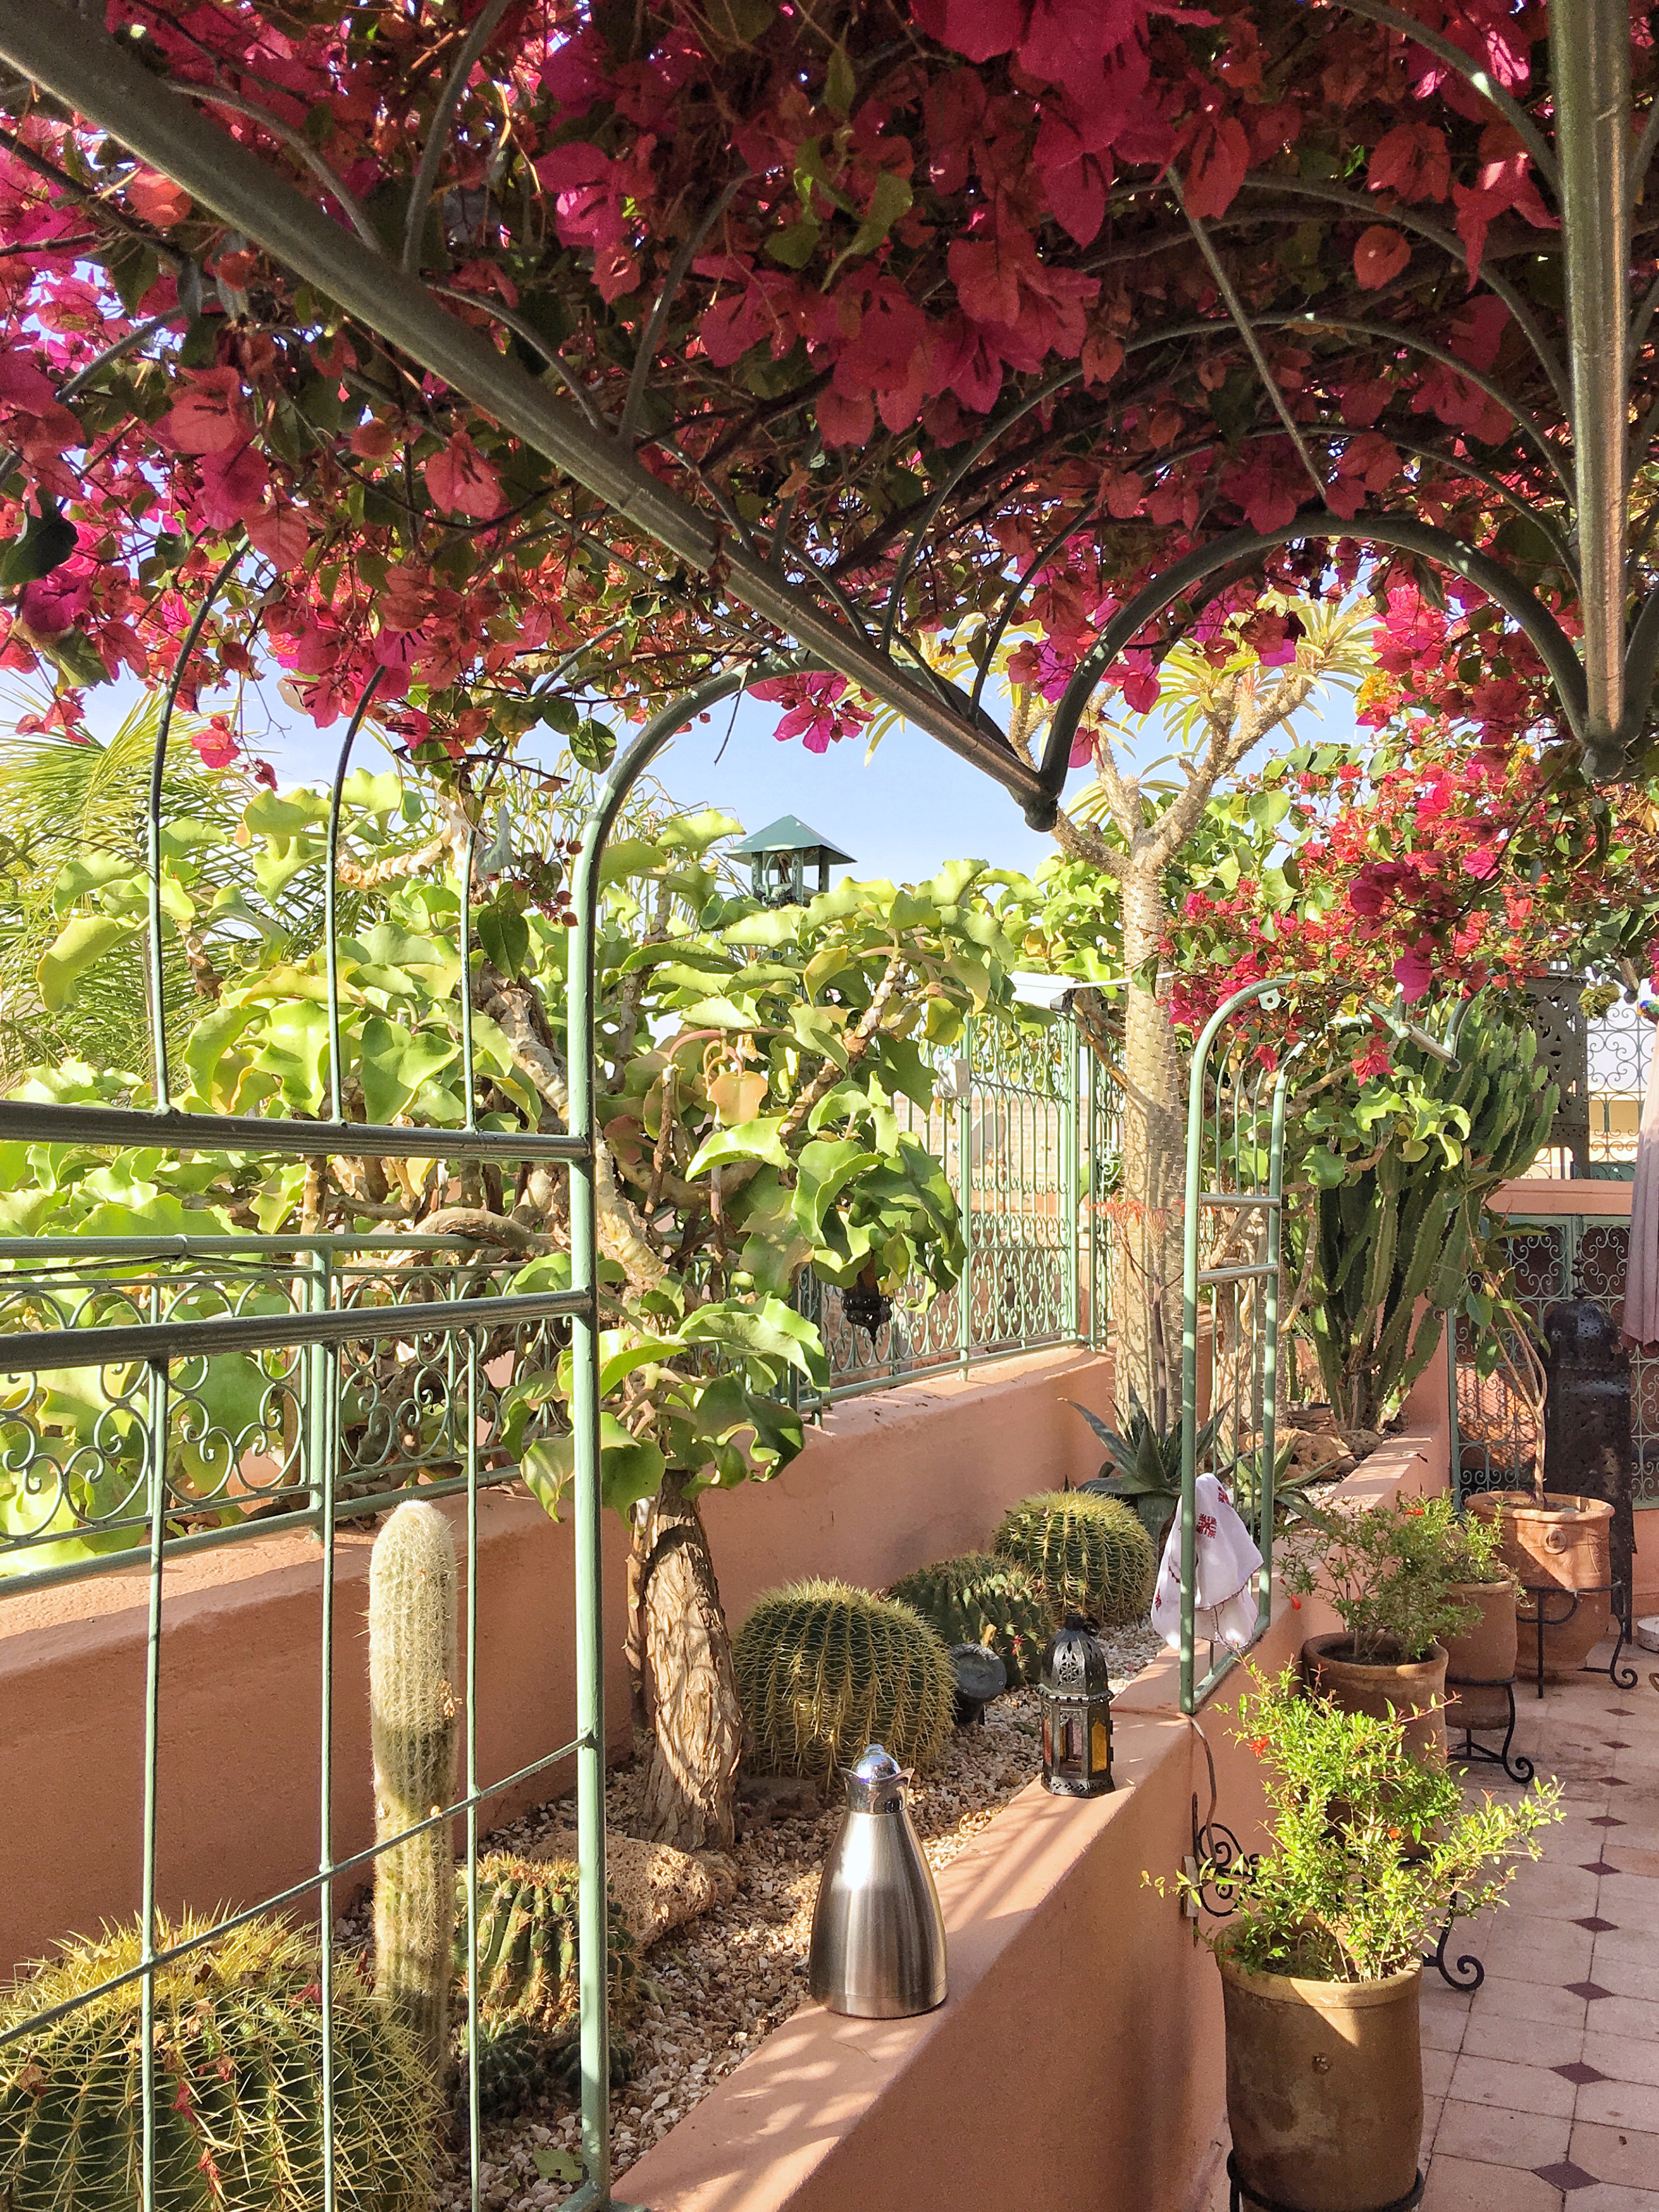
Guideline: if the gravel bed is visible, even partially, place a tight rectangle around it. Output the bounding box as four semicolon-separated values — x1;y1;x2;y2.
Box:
439;1616;1164;2210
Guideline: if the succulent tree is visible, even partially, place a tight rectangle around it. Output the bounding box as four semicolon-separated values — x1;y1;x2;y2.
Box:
19;764;1029;1849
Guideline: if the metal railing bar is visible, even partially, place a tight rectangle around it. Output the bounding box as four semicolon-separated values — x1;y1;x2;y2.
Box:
0;1232;551;1261
1199;1193;1279;1209
0;1733;590;2053
0;1098;588;1163
0;1464;533;1594
0;1286;590;1372
1196;1263;1276;1286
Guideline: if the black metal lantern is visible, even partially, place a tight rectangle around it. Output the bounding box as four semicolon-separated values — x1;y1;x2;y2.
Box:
1039;1612;1114;1797
728;814;853;908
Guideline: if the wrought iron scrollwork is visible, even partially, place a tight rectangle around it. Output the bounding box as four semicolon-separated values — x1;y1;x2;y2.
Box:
1187;1723;1259;1921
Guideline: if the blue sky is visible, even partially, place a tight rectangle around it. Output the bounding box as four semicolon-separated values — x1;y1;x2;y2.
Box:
66;667;1362;889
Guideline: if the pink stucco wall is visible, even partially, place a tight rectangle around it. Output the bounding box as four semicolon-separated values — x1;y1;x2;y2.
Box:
0;1344;1114;1975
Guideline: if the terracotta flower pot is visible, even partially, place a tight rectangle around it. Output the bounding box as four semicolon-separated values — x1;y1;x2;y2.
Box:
1218;1944;1424;2212
1301;1633;1448;1764
1468;1492;1612;1679
1442;1579;1518;1732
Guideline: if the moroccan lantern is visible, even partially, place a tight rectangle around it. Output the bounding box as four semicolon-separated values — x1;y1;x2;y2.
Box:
1039;1613;1114;1797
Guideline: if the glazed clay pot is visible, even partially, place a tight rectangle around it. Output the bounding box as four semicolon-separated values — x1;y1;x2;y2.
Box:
1301;1633;1448;1763
1441;1579;1519;1733
1219;1943;1424;2212
1469;1492;1612;1679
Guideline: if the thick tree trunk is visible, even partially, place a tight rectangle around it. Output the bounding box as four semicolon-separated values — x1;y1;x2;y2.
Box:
1116;867;1186;1420
637;1471;742;1851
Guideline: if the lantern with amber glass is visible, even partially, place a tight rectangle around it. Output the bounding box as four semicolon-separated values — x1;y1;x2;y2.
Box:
1040;1613;1114;1797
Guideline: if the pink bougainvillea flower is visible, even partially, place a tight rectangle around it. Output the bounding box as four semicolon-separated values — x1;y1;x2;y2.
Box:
1353;226;1410;290
246;504;310;572
191;716;240;770
1392;940;1436;1002
127;170;192;228
160;370;250;456
424;433;504;519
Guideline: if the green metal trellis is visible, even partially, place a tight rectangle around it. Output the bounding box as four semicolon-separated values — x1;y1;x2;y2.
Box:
0;0;1647;2200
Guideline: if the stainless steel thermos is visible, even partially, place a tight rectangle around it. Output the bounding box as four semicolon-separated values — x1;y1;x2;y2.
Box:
808;1743;947;2018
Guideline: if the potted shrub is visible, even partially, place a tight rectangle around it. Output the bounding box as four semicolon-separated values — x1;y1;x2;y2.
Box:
1463;1252;1614;1677
1283;1494;1476;1761
1440;1506;1519;1731
1179;1671;1558;2212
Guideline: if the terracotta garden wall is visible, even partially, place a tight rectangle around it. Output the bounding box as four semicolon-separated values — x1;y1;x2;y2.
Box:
0;1342;1114;1976
620;1430;1447;2212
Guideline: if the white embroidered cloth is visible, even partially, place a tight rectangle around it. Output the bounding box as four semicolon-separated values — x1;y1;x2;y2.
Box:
1150;1472;1264;1654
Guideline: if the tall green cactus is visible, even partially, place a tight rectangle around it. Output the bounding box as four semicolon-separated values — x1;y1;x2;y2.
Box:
888;1552;1053;1683
1299;1001;1556;1430
370;1500;459;2083
992;1492;1155;1627
0;1912;435;2212
733;1579;955;1778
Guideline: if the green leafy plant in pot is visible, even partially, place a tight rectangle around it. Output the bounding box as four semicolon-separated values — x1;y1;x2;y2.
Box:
1438;1503;1520;1731
1283;1493;1477;1761
1170;1669;1558;2212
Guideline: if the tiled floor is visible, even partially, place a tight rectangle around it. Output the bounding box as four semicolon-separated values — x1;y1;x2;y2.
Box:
1204;1640;1659;2209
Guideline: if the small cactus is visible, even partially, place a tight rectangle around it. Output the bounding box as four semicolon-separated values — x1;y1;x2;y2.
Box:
370;1500;459;2082
455;2013;633;2125
732;1579;955;1779
993;1491;1155;1627
0;1912;435;2212
888;1552;1053;1685
454;1852;640;2033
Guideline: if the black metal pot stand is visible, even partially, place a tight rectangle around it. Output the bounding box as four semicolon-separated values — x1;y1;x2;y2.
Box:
1444;1672;1536;1785
1227;2153;1424;2212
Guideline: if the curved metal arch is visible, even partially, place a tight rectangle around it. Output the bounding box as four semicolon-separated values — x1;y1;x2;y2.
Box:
1037;513;1600;802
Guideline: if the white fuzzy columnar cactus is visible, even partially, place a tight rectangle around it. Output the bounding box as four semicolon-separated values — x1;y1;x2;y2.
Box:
370;1501;460;2082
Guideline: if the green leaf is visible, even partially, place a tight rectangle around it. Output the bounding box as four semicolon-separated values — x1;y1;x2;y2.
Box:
571;718;616;771
37;915;138;1009
523;1416;665;1521
532;2150;583;2185
765;217;821;268
359;1017;460;1125
825;42;856;115
0;498;77;585
685;1115;788;1176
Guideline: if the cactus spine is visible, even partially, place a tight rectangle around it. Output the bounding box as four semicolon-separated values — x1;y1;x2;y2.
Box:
370;1500;459;2082
456;1852;641;2033
0;1913;435;2212
888;1553;1052;1684
993;1492;1155;1627
732;1579;955;1779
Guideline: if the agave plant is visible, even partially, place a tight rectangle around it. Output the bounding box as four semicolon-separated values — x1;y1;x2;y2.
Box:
1070;1393;1318;1545
1070;1392;1227;1543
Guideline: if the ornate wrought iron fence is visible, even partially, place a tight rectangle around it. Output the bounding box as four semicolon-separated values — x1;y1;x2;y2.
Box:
793;1013;1088;1407
1451;1212;1659;1510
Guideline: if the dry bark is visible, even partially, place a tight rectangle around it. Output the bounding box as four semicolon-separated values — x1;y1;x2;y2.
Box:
635;1471;742;1851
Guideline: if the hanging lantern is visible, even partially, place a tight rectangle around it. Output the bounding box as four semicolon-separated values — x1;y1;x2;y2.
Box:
1040;1613;1114;1797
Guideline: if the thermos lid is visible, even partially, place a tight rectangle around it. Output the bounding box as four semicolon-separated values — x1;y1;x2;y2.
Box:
845;1742;908;1812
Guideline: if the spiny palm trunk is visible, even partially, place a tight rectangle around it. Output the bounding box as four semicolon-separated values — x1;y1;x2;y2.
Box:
1116;869;1186;1421
635;1471;742;1850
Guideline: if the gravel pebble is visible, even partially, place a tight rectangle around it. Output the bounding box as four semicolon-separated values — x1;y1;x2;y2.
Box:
437;1617;1163;2209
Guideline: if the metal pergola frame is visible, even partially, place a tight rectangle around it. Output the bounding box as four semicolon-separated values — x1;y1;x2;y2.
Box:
0;4;1652;2207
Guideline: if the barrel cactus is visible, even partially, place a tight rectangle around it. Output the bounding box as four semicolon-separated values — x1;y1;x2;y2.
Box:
732;1579;955;1779
456;2012;633;2124
370;1501;460;2081
888;1552;1052;1685
455;1852;641;2033
0;1913;434;2212
993;1491;1155;1627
